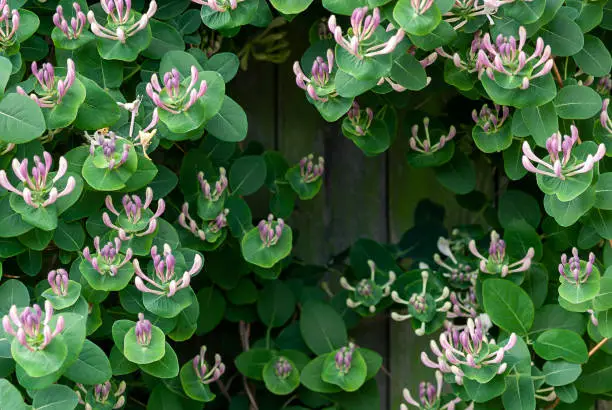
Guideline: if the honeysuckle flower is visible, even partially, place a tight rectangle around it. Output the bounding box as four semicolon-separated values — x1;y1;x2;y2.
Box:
443;0;514;30
299;154;325;183
335;343;356;374
522;126;606;179
192;0;243;11
0;142;15;156
48;269;69;297
83;236;133;276
146;65;207;114
76;380;126;410
328;7;404;60
87;0;157;44
409;118;456;154
0;1;19;48
202;30;222;57
472;103;509;132
2;301;64;352
340;260;396;313
87;130;131;170
198;167;228;202
258;214;284;247
0;152;76;209
437;31;484;73
135;312;152;346
103;187;166;240
318;18;332;40
587;309;598;326
377;76;408;92
401;371;463;410
434;237;478;287
53;3;86;40
178;202;205;241
274;357;293;379
293;49;336;102
447;289;479;319
469;231;534;277
17;59;76;108
193;345;225;384
477;26;553;89
601;99;612;135
117;97;159;158
558;247;595;285
597;75;612;95
421;318;516;385
134;244;203;297
535;386;557;402
346;101;373;136
411;0;435;15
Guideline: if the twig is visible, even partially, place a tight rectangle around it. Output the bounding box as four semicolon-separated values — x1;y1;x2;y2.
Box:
545;398;560;409
216;379;232;403
380;364;392;378
589;338;609;357
243;376;259;410
129;396;147;407
552;59;564;88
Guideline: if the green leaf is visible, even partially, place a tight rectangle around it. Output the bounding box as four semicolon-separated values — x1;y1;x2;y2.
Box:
180;361;216;402
42;280;81;310
533;329;588;363
0;93;46;144
482;279;535;335
0;279;29;315
122;324;166;364
434;151;476;194
196;286;226;335
74;76;121;130
235;348;274;381
544;188;595;227
300;355;342;393
269;0;313;14
573;35;612;77
11;336;68;378
241;224;292;268
206;52;240;82
575;351;612;393
554;85;602;119
520;102;558;146
594;173;612;210
257;281;296;328
393;0;442;35
204;96;248;142
53;220;85;251
139;342;179;378
0;56;12;95
96;16;152;61
472;123;513;153
263;357;300;395
0;379;25;410
542;360;582;386
321;349;367;392
300;301;348;355
32;384;78;410
502;373;536;410
539;15;584;56
504;0;546;23
559;264;600;304
464;375;506;402
63;339;112;385
498;190;541;229
482;73;557;108
143;19;185;60
389;53;428;91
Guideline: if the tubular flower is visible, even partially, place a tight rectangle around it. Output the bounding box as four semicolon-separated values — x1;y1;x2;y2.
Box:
192;0;244;12
76;381;127;410
391;271;451;336
411;0;435;15
293;49;336;102
299;154;325;183
274;357;293;379
522;125;606;179
410;118;456;154
2;301;65;352
472;103;509;132
0;1;19;48
83;236;133;276
558;247;595;285
346;101;373;136
401;371;463;410
447;288;479;319
258;214;285;247
135;313;152;346
0;152;76;209
17;59;76;108
198;167;228;202
444;0;514;30
134;244;203;297
421;318;516;385
193;345;225;383
434;237;478;288
103;187;166;240
87;0;157;44
437;31;484;73
340;260;396;314
116;97;159;158
178;202;230;243
469;231;534;277
600;99;612;135
146;65;207;114
0;142;15;156
335;343;356;374
86;130;131;170
328;7;405;60
53;3;87;40
597;75;612;95
48;269;69;297
477;26;553;89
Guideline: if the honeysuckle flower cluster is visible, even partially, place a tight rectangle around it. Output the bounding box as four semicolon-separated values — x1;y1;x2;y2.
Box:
328;7;405;59
103;187;166;240
558;247;595;285
437;32;483;73
0;141;15;155
48;269;69;297
87;0;157;43
477;26;553;89
346;101;373;136
0;152;76;209
298;154;325;183
116;97;159;158
447;289;479;319
53;3;86;40
410;0;435;15
409;118;457;154
469;231;533;277
192;0;243;12
340;260;396;313
0;0;19;48
601;99;612;135
258;214;285;247
391;271;451;336
198;167;228;202
2;301;64;352
597;75;612;95
178;203;229;241
83;236;133;276
522;126;606;179
444;0;514;30
135;312;152;346
146;66;208;114
87;131;131;170
401;371;464;410
76;381;126;410
193;345;226;384
17;59;76;108
134;244;203;297
421;318;516;385
335;343;356;374
274;357;293;379
434;237;478;287
472;103;509;132
293;49;335;102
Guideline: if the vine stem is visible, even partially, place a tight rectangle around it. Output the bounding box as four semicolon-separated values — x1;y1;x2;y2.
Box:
589;337;609;357
552;59;564;88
